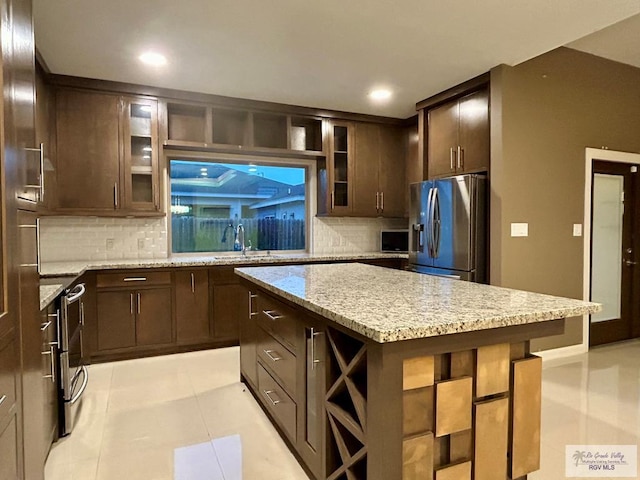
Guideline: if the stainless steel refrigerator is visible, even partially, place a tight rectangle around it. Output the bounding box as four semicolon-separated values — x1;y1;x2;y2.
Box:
408;174;487;282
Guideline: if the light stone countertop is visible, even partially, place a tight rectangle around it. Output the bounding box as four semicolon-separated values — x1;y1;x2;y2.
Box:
40;284;64;310
39;252;407;277
235;263;601;343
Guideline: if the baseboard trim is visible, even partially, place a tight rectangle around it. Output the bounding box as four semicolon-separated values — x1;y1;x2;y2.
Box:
534;343;588;365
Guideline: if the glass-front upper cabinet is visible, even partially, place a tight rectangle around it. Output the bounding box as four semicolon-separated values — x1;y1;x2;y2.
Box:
122;97;159;211
328;121;353;215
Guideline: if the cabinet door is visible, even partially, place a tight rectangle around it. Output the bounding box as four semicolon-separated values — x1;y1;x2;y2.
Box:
136;288;173;346
41;305;58;451
427;100;458;178
352;123;379;217
378;125;406;217
36;69;55;210
327;121;354;215
458;89;489;174
175;270;210;344
96;291;136;350
298;321;325;478
56;89;120;212
122;97;160;211
240;289;258;388
212;283;243;342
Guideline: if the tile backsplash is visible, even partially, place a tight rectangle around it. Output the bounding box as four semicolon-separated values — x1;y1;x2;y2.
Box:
311;217;408;254
39;216;408;262
39;217;168;262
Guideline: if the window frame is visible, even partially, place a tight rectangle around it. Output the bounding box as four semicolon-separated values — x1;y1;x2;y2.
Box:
165;151;317;256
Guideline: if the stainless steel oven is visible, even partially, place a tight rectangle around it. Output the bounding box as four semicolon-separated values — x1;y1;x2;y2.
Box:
58;283;88;436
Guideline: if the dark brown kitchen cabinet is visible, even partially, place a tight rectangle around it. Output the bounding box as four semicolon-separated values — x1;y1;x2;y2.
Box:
96;291;137;351
241;288;259;389
40;304;58;451
54;88;161;215
427;88;489;178
175;269;210;345
95;272;173;352
321;121;406;217
297;319;326;479
55;89;121;212
210;267;243;343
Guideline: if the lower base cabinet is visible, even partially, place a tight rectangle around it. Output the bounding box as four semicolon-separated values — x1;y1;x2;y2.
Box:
175;269;210;345
210;268;244;342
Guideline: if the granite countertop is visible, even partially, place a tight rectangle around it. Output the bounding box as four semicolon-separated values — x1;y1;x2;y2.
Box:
40;284;64;310
235;263;601;343
39;252;408;277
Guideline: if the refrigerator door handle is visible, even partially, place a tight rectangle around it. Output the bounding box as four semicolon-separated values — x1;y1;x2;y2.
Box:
428;187;438;258
425;187;433;257
433;187;441;258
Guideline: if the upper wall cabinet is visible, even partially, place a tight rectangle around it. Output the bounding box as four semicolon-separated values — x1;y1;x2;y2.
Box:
318;120;406;218
427;88;489;179
54;88;161;216
162;101;323;156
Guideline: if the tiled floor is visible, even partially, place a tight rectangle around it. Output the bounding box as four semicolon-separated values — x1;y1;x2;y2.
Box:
45;341;640;480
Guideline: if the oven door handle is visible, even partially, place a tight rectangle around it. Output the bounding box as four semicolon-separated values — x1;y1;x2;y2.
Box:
65;284;86;304
70;365;88;405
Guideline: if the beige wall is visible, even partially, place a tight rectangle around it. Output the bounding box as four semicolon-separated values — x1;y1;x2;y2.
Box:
490;47;640;351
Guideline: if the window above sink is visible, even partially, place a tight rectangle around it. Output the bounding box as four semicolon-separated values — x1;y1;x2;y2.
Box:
169;157;311;255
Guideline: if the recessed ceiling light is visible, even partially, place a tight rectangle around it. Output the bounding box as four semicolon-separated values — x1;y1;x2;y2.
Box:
201;172;208;176
369;89;392;101
142;146;152;152
248;167;257;173
143;155;151;159
200;167;207;172
139;51;167;66
139;106;152;113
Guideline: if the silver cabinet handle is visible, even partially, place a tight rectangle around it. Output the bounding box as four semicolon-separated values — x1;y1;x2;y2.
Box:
249;292;258;318
124;277;146;282
450;147;455;170
263;349;282;362
190;273;195;293
0;395;6;406
43;346;55;383
375;192;379;211
331;191;335;211
80;301;85;327
310;328;323;370
36;218;41;273
625;260;638;266
130;293;134;315
380;191;384;212
457;145;463;169
137;293;141;315
263;390;281;406
263;310;284;321
25;143;45;202
41;320;52;331
114;182;119;208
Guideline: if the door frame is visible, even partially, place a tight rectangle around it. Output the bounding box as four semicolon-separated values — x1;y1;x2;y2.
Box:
583;148;640;349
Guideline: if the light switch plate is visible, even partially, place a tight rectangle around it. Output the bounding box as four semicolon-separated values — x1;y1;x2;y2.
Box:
573;224;582;237
106;238;114;250
511;223;528;237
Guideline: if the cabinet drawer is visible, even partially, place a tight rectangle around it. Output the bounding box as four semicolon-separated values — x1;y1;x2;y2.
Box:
0;338;17;421
210;267;239;284
257;326;297;397
97;271;171;288
257;363;296;442
256;293;298;353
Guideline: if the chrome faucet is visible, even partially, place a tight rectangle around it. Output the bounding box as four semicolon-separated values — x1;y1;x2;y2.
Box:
237;223;245;255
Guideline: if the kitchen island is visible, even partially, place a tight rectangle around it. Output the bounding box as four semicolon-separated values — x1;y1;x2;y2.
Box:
235;263;599;480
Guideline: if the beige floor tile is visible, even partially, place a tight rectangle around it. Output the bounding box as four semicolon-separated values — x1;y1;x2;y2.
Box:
46;415;106;465
96;445;175;480
101;397;209;455
86;363;114;392
109;353;190;389
44;458;98;480
106;372;194;413
174;440;225;480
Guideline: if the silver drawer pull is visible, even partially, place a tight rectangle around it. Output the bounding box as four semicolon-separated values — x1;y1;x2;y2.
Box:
40;321;52;331
0;395;6;406
263;310;284;321
124;277;147;282
263;390;281;406
263;350;282;362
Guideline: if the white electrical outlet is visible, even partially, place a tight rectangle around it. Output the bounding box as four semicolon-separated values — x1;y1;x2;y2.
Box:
510;223;528;237
106;238;114;250
138;238;145;249
573;224;582;237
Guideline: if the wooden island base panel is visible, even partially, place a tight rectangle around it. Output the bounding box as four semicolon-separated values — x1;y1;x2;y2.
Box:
235;263;600;480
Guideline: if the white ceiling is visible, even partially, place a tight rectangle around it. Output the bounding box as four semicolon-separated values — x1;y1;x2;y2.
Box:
34;0;640;119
